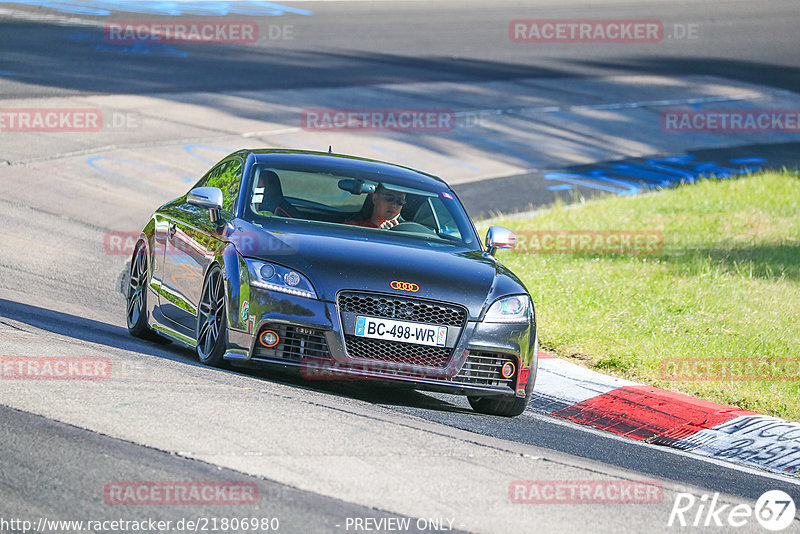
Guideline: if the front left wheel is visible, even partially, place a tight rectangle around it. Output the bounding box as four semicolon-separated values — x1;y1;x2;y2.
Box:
196;266;228;367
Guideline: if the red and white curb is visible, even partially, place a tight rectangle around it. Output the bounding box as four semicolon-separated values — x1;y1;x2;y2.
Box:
530;353;800;479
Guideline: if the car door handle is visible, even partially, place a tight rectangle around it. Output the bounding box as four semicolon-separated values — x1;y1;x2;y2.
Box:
168;224;177;237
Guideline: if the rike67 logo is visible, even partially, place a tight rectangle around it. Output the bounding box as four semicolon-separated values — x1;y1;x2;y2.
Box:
668;490;796;531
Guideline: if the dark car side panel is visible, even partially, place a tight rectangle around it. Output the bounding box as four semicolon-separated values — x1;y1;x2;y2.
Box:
160;218;206;329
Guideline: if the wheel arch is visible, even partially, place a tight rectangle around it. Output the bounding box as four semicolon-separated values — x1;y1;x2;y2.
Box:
203;241;250;333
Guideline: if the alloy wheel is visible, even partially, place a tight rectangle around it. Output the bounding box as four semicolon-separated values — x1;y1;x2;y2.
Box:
197;268;225;361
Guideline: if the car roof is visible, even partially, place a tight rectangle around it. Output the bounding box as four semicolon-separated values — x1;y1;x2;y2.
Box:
247;149;450;191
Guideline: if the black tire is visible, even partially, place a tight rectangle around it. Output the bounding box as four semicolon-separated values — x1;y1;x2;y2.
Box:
468;391;531;417
126;242;156;339
196;266;228;367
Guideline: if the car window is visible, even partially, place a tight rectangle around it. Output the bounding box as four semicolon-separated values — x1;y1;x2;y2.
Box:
244;164;478;248
282;170;364;210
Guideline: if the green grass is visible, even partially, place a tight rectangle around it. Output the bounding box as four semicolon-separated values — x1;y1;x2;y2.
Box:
480;171;800;420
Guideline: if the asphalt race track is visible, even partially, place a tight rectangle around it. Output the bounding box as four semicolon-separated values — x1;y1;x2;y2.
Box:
1;1;799;533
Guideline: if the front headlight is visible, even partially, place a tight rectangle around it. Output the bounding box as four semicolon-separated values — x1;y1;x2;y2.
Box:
245;259;317;299
484;294;531;323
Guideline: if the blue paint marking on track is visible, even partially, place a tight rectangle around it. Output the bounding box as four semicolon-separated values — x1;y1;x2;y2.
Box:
87;151;206;192
7;1;313;16
544;155;766;196
89;145;231;184
87;156;169;183
68;30;189;57
729;157;768;165
92;42;189;57
545;172;642;196
88;144;232;184
86;143;766;203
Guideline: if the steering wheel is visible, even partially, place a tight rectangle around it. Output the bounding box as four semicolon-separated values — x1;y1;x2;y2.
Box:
389;222;436;235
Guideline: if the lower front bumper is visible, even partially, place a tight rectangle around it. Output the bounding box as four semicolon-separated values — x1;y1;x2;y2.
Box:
232;349;519;397
227;329;535;399
224;294;537;398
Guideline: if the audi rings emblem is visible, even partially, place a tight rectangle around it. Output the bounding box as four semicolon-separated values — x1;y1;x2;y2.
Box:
390;280;419;292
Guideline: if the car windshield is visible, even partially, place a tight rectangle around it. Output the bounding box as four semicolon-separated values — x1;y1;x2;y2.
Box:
242;163;479;248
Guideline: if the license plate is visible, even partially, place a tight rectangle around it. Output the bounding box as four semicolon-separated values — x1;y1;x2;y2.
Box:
355;316;447;347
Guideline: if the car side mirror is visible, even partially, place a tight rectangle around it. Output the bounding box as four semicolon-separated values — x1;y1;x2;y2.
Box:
188;187;224;223
485;225;517;257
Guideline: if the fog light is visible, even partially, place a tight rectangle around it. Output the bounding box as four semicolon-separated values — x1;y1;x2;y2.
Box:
260;330;280;347
501;361;516;379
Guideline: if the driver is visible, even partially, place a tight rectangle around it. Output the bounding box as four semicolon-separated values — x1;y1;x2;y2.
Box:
346;184;406;229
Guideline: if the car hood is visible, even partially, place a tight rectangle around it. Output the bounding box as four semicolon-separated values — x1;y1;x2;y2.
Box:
235;222;525;319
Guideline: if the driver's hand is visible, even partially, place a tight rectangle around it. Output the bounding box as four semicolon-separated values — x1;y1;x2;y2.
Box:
380;218;399;229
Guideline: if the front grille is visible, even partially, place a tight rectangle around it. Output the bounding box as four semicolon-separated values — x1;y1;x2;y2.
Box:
450;351;516;389
343;335;451;368
338;292;467;368
338;292;466;327
252;325;331;363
